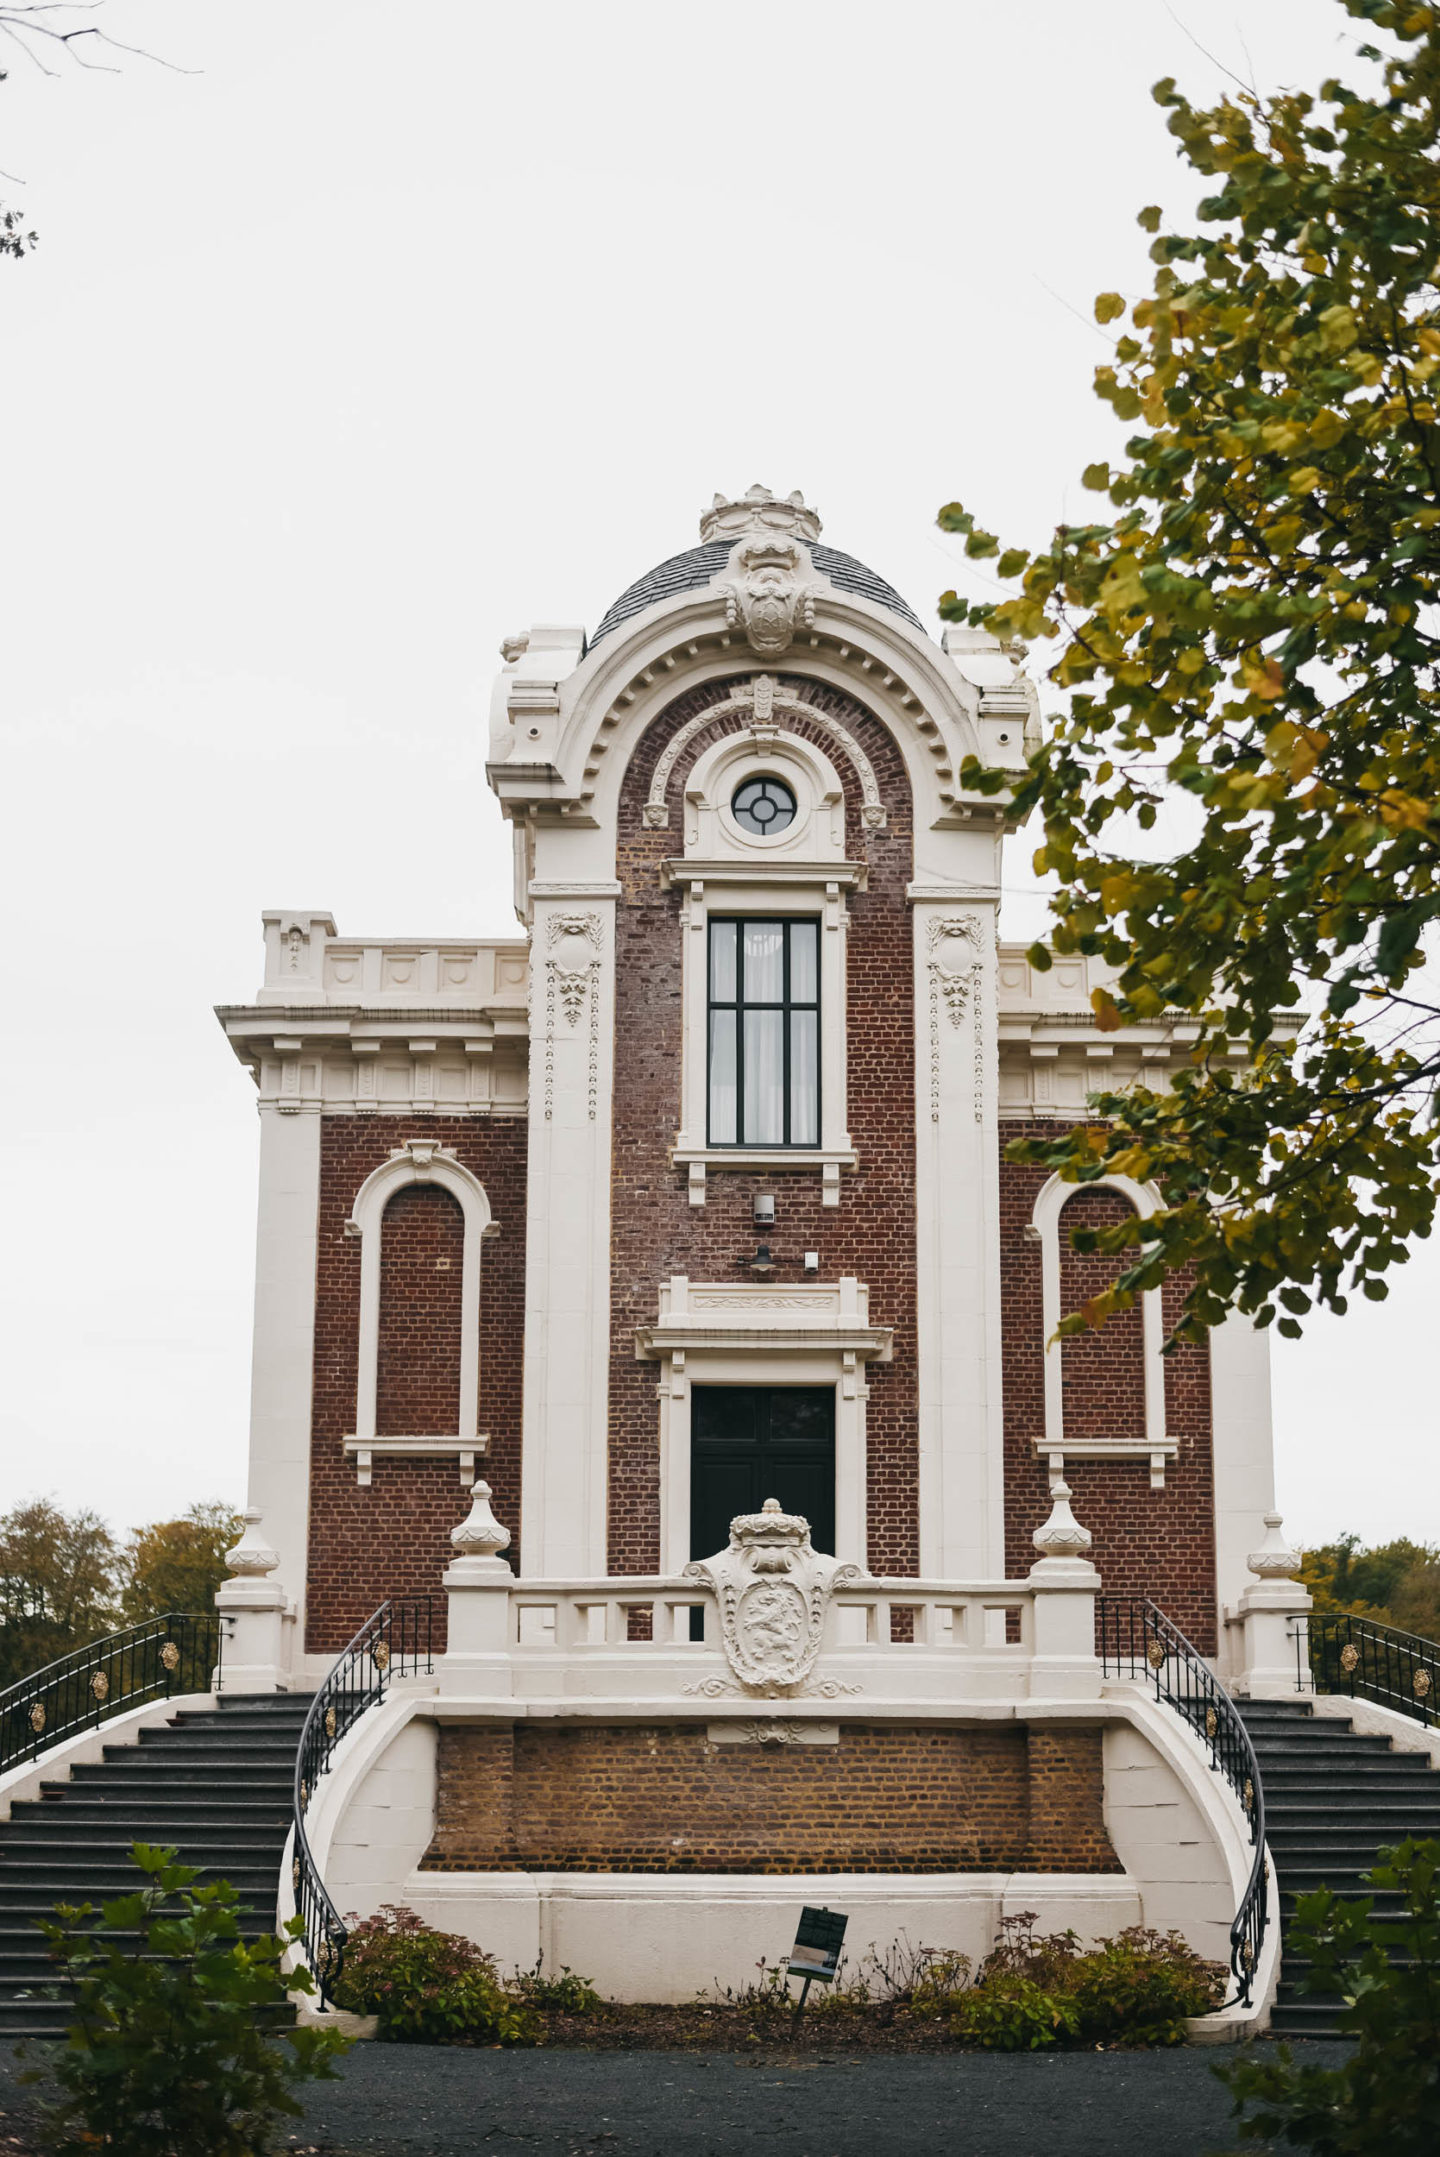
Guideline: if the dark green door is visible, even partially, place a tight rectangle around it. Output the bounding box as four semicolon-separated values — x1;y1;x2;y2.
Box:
689;1386;836;1560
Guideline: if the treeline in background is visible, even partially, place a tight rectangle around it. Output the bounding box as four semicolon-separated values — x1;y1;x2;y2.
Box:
0;1499;241;1688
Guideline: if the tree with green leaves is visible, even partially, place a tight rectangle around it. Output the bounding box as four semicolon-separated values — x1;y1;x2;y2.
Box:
121;1502;244;1626
941;0;1440;1344
0;1499;117;1687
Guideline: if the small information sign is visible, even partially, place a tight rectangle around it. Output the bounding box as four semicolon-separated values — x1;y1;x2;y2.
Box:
788;1905;848;1983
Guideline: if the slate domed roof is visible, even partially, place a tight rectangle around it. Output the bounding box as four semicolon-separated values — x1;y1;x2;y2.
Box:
589;487;928;647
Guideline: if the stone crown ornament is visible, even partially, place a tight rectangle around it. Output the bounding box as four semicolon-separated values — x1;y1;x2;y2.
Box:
683;1496;860;1696
1246;1511;1302;1580
699;483;822;546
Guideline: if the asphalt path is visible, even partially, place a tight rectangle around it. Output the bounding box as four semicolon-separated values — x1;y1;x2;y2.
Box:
204;2040;1346;2157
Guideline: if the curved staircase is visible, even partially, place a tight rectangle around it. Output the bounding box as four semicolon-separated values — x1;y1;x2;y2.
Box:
0;1693;308;2038
1236;1697;1440;2036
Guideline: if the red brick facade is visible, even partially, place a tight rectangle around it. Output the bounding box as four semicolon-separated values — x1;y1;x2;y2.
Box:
422;1720;1119;1874
306;1116;527;1652
608;675;919;1577
998;1124;1217;1649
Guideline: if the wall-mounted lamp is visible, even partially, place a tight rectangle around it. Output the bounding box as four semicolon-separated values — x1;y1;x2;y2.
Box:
753;1194;776;1226
803;1251;819;1275
750;1243;776;1275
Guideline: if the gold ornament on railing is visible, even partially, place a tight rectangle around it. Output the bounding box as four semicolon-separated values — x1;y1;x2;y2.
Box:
371;1640;390;1673
292;1857;301;1897
28;1704;45;1733
1243;1778;1254;1810
1416;1668;1433;1700
1205;1706;1218;1739
90;1670;109;1701
300;1779;309;1812
1145;1639;1166;1670
324;1706;337;1739
160;1642;180;1672
1339;1642;1360;1673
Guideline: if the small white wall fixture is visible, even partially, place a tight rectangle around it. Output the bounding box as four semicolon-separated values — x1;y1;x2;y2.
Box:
344;1139;495;1487
1032;1172;1175;1490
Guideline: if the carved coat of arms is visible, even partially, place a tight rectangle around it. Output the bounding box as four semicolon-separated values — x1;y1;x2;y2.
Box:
719;539;819;657
683;1498;859;1694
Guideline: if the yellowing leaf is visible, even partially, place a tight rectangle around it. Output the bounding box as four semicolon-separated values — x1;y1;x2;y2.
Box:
1082;462;1111;491
1091;987;1123;1032
1095;292;1127;325
1243;656;1286;701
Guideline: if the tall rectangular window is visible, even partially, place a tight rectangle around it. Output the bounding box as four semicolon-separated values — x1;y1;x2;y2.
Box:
708;918;820;1146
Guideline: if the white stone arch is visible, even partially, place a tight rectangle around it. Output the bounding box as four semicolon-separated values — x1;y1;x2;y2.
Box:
343;1138;495;1485
682;725;848;866
1032;1171;1175;1490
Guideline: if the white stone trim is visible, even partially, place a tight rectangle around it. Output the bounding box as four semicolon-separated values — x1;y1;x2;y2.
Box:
345;1140;494;1455
344;1435;490;1488
1033;1172;1170;1488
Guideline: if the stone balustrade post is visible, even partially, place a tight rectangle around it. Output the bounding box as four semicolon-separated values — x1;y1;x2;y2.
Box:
1232;1512;1311;1698
214;1507;289;1692
439;1482;516;1699
1027;1481;1102;1699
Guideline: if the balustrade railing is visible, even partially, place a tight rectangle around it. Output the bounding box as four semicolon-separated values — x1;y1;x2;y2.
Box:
0;1612;220;1777
1099;1596;1267;2006
507;1577;1034;1653
291;1598;433;2003
1304;1611;1439;1728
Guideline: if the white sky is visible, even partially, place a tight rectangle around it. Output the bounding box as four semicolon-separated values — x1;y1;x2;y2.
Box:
1;0;1434;1552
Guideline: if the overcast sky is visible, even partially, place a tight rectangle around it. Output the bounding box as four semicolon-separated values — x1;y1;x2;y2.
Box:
1;0;1434;1553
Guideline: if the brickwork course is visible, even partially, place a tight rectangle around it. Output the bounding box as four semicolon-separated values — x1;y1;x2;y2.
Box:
422;1720;1119;1875
998;1125;1216;1650
307;1116;527;1652
609;675;920;1577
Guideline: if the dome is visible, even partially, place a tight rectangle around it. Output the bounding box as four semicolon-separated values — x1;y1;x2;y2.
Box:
589;486;928;647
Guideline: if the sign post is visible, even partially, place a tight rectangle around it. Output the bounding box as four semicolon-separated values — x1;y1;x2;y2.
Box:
787;1905;848;2037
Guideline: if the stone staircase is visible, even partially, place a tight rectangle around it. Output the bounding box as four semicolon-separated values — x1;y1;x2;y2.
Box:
1237;1696;1440;2036
0;1692;309;2038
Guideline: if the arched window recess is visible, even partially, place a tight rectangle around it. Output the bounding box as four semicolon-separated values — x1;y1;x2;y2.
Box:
342;1138;498;1487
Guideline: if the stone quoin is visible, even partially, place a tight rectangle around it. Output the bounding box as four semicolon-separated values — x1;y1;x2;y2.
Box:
211;486;1299;2007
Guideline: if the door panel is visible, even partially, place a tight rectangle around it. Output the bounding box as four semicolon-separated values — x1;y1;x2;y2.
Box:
689;1386;836;1560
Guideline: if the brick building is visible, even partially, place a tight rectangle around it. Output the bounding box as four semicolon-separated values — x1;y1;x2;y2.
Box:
214;487;1292;2002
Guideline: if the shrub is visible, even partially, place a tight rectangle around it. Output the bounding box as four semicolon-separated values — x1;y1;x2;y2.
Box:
1219;1837;1440;2155
513;1955;602;2015
21;1842;348;2157
952;1972;1081;2050
331;1906;539;2046
948;1913;1223;2051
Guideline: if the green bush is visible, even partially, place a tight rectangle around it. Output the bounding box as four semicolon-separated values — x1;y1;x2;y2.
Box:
946;1913;1223;2051
513;1955;602;2015
21;1841;348;2157
330;1905;539;2046
1219;1837;1440;2155
952;1971;1081;2050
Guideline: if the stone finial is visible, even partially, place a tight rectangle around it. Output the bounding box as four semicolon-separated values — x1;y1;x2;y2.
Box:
699;484;822;546
1247;1511;1302;1581
224;1506;279;1579
1032;1481;1094;1561
451;1480;511;1559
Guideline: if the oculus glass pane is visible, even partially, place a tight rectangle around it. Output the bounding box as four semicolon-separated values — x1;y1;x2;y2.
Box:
731;775;797;835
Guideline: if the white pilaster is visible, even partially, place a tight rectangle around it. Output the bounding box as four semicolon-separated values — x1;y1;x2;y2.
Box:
911;886;1006;1577
242;1104;322;1664
519;886;619;1576
1210;1313;1279;1644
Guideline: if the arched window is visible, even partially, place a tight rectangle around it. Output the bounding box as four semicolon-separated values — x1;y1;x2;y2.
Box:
343;1139;495;1486
1031;1172;1174;1490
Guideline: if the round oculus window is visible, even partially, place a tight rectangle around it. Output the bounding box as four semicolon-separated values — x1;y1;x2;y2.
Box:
731;774;797;836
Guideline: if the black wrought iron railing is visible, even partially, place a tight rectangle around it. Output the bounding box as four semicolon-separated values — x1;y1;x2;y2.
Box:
292;1598;433;2003
1304;1611;1439;1728
0;1611;221;1777
1099;1596;1267;2005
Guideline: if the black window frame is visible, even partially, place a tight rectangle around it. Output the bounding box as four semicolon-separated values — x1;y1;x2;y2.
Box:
706;915;821;1149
